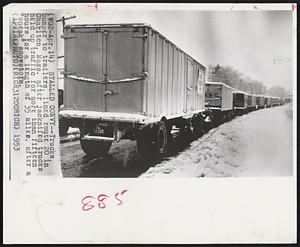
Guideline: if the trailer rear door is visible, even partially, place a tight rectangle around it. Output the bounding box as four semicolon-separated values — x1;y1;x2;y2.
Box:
64;26;145;114
105;30;144;113
64;29;106;112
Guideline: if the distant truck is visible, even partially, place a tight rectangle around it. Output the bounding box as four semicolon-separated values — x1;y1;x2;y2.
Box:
233;91;248;115
264;96;271;108
256;95;265;109
271;97;281;107
59;23;206;158
247;94;257;111
205;82;234;123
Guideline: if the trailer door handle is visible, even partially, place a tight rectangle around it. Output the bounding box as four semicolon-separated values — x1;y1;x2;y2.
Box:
104;90;118;96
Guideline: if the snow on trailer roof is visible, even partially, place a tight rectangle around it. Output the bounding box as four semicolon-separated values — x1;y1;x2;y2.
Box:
65;23;206;71
252;94;265;97
205;82;236;91
65;23;153;29
205;83;271;98
233;90;250;95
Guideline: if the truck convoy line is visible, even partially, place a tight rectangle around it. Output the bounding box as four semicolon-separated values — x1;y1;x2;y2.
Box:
59;23;285;160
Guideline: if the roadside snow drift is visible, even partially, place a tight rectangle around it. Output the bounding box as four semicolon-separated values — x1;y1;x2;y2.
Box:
140;104;293;178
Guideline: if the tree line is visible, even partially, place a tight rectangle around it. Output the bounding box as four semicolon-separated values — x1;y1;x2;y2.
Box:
207;64;289;98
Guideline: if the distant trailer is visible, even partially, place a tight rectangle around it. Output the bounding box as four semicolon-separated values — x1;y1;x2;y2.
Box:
205;82;234;123
264;96;271;108
271;97;281;107
256;95;265;109
233;91;248;115
247;94;257;111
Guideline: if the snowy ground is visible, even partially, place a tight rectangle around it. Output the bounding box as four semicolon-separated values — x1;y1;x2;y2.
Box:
140;104;294;178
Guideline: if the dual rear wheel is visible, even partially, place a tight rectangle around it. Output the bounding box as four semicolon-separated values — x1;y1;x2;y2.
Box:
137;121;168;161
137;117;204;160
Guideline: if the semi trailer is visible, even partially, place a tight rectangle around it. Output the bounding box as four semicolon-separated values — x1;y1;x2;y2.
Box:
247;94;257;111
256;95;265;109
205;82;234;124
233;91;248;115
264;96;271;108
59;23;206;159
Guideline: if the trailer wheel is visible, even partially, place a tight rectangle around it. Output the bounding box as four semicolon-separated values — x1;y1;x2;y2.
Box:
80;138;112;157
137;121;168;160
153;121;168;158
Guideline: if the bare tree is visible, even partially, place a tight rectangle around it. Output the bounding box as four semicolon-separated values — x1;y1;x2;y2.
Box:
208;64;266;94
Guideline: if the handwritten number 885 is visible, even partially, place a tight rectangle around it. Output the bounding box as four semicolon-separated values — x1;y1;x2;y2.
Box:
81;190;128;211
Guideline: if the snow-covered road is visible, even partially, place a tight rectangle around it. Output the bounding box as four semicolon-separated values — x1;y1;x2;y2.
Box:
140;104;294;178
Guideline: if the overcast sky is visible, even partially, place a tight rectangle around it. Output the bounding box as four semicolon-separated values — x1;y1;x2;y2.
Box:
58;4;294;92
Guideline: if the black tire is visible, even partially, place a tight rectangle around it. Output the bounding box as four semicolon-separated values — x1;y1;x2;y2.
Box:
80;138;112;157
153;121;168;158
59;118;69;137
137;121;168;161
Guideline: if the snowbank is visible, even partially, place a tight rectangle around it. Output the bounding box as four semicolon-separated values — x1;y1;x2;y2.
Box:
140;104;293;178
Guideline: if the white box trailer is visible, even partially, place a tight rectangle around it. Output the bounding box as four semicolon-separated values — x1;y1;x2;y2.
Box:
205;82;234;123
247;94;257;111
265;96;271;108
255;95;265;109
233;91;249;115
271;97;281;107
205;82;234;111
60;23;206;158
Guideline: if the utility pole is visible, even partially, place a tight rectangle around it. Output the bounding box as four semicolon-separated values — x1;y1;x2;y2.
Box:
56;15;76;28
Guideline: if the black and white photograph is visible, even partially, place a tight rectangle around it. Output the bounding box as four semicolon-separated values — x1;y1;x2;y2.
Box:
56;5;295;178
3;2;297;244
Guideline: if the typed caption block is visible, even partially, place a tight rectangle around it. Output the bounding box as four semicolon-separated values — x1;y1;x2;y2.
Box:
10;13;61;177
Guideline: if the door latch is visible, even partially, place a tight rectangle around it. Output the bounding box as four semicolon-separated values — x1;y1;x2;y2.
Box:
104;90;118;96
